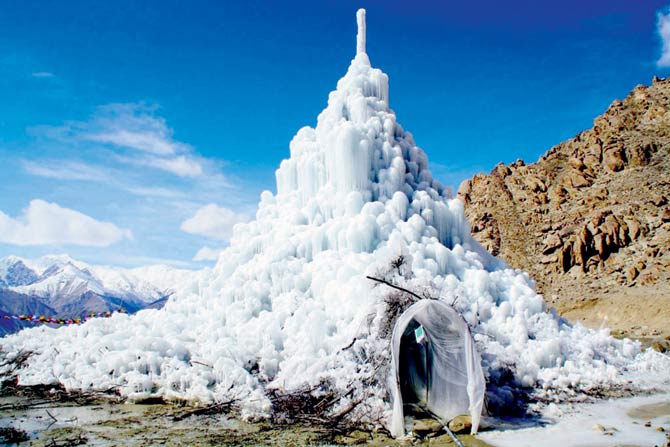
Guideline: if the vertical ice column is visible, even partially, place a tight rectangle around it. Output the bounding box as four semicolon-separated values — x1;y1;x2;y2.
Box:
357;9;366;54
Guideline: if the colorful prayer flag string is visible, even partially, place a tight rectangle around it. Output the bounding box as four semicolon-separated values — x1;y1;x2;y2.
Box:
2;309;127;325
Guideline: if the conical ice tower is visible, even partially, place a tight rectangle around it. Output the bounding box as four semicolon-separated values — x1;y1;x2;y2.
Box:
1;9;666;435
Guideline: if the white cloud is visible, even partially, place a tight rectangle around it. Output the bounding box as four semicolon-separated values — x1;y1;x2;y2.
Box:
133;154;204;177
22;160;193;199
180;204;248;241
83;104;204;176
125;186;185;199
23;160;111;182
192;246;224;261
0;200;132;247
88;129;179;156
32;71;54;78
35;103;205;178
658;7;670;68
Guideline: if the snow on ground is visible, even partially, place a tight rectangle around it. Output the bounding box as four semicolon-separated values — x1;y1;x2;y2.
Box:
1;8;669;433
480;390;670;447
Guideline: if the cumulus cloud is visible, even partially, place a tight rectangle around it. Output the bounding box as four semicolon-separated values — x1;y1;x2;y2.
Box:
658;7;670;68
180;204;248;241
0;200;132;247
192;246;224;261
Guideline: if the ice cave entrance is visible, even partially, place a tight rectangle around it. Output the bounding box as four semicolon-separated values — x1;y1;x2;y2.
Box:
389;300;486;437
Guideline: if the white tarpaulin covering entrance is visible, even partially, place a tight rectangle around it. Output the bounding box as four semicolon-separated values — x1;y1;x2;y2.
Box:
389;299;485;437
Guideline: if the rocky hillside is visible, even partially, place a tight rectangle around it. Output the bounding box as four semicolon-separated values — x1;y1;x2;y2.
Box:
458;76;670;340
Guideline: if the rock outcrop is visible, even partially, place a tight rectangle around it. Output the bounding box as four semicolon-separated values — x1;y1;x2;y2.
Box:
459;77;670;338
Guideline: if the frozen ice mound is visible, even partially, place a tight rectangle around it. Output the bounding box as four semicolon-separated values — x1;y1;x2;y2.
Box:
1;8;668;429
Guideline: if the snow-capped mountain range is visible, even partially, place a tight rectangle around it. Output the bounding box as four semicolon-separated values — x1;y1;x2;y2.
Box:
0;255;193;334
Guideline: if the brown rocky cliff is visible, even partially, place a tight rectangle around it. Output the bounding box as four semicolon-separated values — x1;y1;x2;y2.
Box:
459;76;670;340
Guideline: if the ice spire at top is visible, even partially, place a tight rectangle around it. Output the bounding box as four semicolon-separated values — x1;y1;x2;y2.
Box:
356;8;366;54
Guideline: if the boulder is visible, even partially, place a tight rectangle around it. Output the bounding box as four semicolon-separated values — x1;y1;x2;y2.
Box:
525;175;547;193
447;415;472;434
542;233;562;254
627;141;652;166
593;424;607;433
566;170;591;188
493;163;512;177
413;418;443;436
651;341;667;353
593;233;607;259
651;195;668;207
569;157;585;171
603;145;626;172
559;243;574;272
638;268;659;286
626;266;639;282
583;153;601;168
572;236;588;269
457;180;472;204
624;217;641;240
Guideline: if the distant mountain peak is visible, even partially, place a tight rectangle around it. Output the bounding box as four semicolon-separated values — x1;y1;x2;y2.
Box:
0;257;39;288
0;254;194;335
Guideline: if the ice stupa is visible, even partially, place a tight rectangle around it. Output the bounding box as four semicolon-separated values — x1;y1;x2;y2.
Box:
2;8;668;436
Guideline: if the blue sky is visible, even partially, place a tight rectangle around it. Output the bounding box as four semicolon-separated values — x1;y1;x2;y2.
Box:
1;0;669;268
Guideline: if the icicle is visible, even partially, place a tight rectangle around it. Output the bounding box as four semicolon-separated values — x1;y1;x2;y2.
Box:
356;8;366;54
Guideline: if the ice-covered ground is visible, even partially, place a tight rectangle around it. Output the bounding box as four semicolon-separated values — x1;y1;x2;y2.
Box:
481;390;670;447
1;8;669;434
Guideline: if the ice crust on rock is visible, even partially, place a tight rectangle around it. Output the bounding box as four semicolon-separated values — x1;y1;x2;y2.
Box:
2;9;669;428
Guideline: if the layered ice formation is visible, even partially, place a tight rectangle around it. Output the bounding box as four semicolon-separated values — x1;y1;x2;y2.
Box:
2;9;668;429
